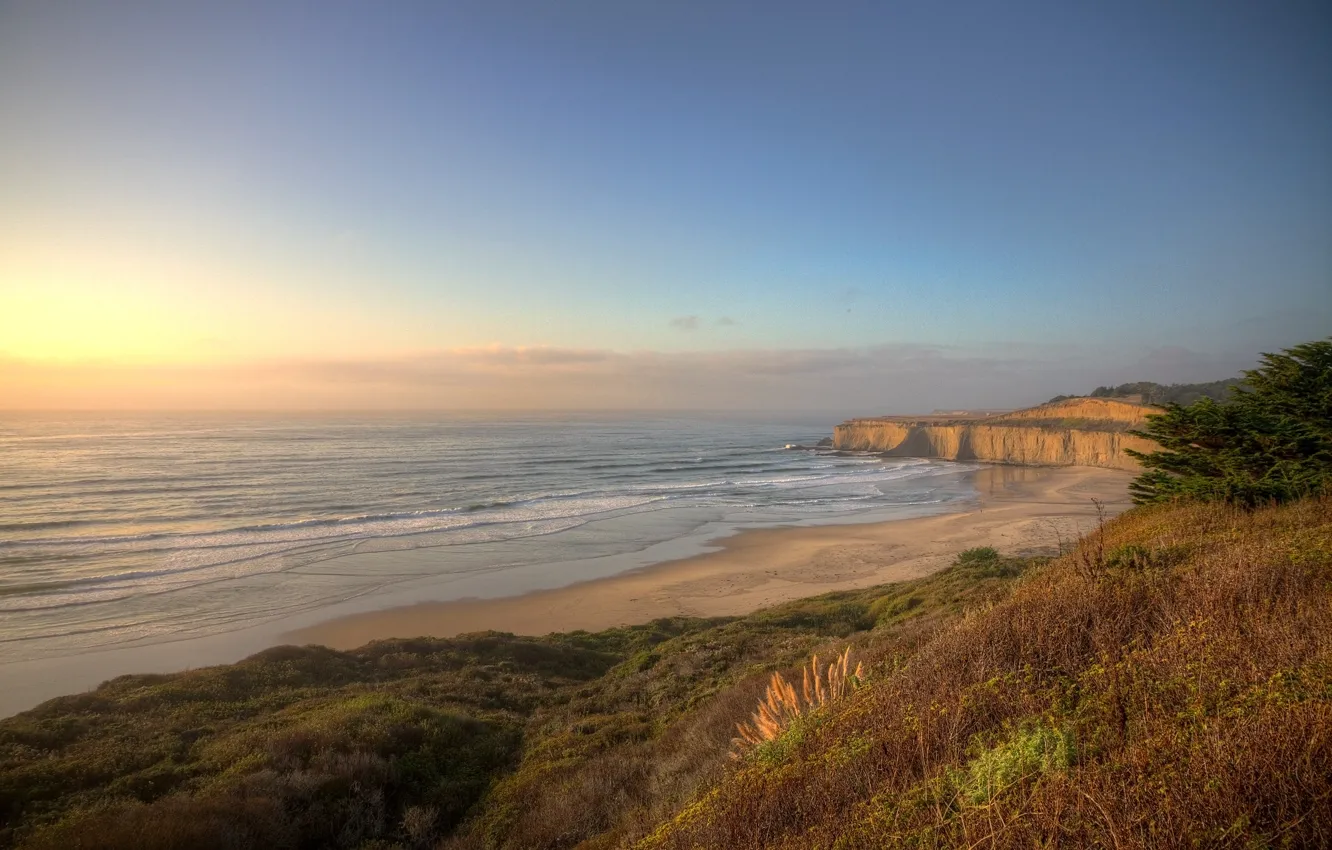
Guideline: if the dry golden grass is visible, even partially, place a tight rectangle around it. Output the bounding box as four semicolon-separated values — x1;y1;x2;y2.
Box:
731;648;864;755
640;497;1332;850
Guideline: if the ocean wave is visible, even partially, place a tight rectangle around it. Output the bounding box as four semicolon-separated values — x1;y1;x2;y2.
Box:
0;493;668;550
731;463;941;489
0;459;957;551
0;519;107;533
1;419;976;656
645;461;785;474
0;507;626;616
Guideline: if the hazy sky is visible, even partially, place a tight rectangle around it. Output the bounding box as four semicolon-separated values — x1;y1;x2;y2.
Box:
2;1;1329;411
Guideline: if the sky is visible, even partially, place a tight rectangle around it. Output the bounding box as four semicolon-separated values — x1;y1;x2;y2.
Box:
1;0;1329;412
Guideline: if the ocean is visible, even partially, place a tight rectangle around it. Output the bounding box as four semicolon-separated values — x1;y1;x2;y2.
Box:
0;413;978;669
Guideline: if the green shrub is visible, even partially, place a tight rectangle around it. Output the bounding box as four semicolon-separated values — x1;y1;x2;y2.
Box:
955;723;1077;805
957;546;1000;565
1128;338;1332;506
955;546;1028;578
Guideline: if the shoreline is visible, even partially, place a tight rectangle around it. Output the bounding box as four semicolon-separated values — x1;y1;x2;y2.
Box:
289;464;1135;650
0;464;1132;719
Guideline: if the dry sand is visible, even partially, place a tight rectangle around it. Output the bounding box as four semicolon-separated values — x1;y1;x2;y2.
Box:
289;465;1133;650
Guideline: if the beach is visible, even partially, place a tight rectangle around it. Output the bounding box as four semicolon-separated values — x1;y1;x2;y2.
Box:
0;455;1132;719
290;464;1134;649
2;415;987;716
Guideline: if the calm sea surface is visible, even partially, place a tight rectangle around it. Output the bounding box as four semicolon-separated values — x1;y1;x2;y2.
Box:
0;414;977;663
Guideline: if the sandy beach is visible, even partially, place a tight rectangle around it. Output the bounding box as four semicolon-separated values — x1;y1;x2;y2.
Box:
0;464;1132;719
290;464;1134;649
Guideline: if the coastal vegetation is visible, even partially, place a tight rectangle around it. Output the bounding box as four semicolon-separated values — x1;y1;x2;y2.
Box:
730;647;864;758
1127;338;1332;505
0;549;1036;850
638;495;1332;849
1047;378;1242;406
4;496;1330;848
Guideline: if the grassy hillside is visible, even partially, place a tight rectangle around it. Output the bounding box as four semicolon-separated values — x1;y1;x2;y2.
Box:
0;547;1033;850
639;497;1332;849
3;497;1329;849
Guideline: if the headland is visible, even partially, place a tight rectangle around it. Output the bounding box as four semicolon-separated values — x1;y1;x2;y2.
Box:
834;396;1157;469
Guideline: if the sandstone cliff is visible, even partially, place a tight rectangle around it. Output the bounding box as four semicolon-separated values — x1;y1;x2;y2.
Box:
833;398;1158;470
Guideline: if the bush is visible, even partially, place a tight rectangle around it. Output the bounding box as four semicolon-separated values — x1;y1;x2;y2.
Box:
1128;338;1332;506
956;546;1000;565
954;722;1076;804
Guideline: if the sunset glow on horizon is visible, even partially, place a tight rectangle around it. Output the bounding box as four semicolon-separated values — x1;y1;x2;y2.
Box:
3;1;1329;410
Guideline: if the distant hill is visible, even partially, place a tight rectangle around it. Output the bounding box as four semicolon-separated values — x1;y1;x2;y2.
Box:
1048;378;1242;406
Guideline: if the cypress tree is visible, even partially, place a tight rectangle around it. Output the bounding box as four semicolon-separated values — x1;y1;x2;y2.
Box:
1126;338;1332;506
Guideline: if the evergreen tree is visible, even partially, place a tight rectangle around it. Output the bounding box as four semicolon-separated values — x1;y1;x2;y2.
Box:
1047;378;1240;406
1126;338;1332;506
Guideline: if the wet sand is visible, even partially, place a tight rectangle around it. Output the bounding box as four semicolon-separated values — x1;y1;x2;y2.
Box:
289;465;1134;649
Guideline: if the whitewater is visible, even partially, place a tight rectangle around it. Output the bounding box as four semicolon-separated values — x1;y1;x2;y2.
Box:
0;413;978;665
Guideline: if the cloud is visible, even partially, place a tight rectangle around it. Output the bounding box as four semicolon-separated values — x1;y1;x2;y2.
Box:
672;315;739;330
0;342;1268;413
449;346;614;367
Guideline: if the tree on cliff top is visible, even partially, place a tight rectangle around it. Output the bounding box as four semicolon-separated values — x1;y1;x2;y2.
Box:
1126;338;1332;506
1047;378;1241;406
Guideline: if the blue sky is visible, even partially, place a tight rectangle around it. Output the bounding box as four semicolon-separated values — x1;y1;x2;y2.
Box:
1;1;1328;409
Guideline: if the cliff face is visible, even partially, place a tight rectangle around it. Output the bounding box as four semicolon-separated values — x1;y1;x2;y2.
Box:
833;398;1158;470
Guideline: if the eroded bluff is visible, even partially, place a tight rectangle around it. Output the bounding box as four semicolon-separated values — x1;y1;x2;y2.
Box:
832;398;1157;470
